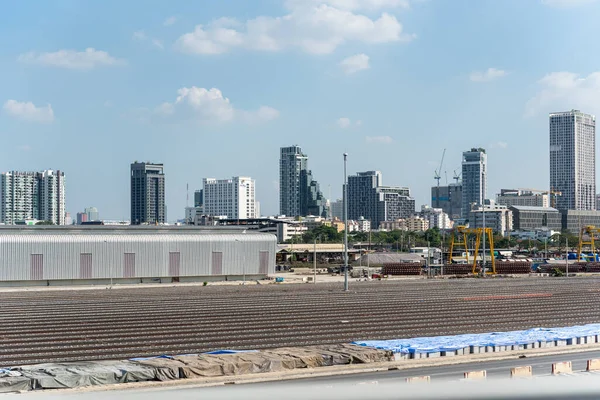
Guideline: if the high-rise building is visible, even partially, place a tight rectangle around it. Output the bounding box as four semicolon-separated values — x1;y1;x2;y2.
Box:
279;145;327;217
130;162;165;225
497;189;549;208
461;148;487;219
331;199;343;220
0;170;66;225
85;207;99;221
549;110;596;211
348;171;382;223
0;172;39;224
347;171;415;228
76;212;88;225
194;189;203;208
431;183;462;220
203;176;257;219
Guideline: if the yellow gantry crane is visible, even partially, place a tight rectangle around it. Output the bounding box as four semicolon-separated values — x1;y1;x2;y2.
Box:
578;225;600;262
449;226;496;274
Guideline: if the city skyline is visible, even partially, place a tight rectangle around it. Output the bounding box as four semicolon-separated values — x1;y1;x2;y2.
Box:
4;1;600;219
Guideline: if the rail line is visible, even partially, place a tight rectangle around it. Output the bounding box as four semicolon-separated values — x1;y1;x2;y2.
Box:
1;278;600;366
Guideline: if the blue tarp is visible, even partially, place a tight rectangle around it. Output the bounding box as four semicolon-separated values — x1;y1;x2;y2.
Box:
352;323;600;354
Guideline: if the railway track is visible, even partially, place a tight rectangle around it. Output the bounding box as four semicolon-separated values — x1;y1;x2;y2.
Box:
1;277;600;367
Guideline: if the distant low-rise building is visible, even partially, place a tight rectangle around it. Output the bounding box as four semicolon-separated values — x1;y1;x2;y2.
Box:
562;210;600;233
497;189;549;208
469;203;513;236
406;216;429;232
421;205;452;229
509;206;561;231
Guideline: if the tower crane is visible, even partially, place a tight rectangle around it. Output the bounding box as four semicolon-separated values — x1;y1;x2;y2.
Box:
434;149;446;187
453;169;462;183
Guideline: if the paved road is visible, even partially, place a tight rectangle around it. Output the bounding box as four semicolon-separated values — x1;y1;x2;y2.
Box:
10;349;600;400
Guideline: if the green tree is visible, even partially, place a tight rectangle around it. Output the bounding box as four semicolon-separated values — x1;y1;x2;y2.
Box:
35;220;55;225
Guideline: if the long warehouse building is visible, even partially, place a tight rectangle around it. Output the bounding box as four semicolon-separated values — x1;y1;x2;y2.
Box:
0;226;277;286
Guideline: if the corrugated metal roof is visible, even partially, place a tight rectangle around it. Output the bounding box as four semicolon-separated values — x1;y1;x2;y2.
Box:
509;206;559;212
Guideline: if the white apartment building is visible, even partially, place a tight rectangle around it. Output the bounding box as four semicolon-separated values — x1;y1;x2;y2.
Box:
550;110;596;211
203;176;257;219
468;203;513;237
421;205;452;230
0;170;66;225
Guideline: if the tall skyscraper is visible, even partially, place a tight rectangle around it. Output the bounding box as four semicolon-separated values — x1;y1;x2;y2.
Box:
279;145;327;217
39;170;66;225
550;110;596;211
0;170;66;225
347;171;415;228
85;206;99;221
203;176;257;219
461;148;487;219
348;171;382;222
130;162;165;225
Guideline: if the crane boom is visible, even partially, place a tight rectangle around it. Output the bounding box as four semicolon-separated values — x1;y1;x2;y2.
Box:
434;148;446;186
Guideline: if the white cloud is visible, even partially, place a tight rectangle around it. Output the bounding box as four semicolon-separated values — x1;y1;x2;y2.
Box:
366;135;393;143
340;53;370;75
175;2;413;55
490;141;508;149
152;39;164;49
469;68;507;82
155;86;279;123
541;0;597;8
163;16;177;26
133;31;164;50
18;48;124;69
337;117;362;128
525;71;600;116
133;30;147;40
337;117;352;128
287;0;411;11
3;100;55;123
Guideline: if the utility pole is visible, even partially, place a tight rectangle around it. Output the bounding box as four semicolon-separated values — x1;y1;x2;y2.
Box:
481;203;486;277
566;237;569;277
343;153;349;292
313;237;317;284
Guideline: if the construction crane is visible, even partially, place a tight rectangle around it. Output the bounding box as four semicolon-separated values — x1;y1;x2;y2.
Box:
434;149;446;187
516;188;562;209
453;169;461;183
578;225;600;262
448;226;496;274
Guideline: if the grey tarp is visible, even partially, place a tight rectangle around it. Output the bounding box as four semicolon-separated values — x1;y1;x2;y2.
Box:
266;347;326;368
0;376;32;393
132;358;182;381
316;344;394;364
7;361;158;390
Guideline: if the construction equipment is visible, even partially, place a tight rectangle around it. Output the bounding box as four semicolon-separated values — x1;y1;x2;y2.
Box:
434;149;446;187
578;225;600;262
452;169;461;184
448;226;496;274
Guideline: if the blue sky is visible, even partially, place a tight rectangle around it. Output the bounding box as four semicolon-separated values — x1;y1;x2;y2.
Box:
2;0;600;220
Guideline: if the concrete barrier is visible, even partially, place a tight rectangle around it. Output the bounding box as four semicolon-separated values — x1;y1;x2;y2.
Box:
552;361;572;375
510;365;533;378
405;376;430;383
587;359;600;372
464;370;487;380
